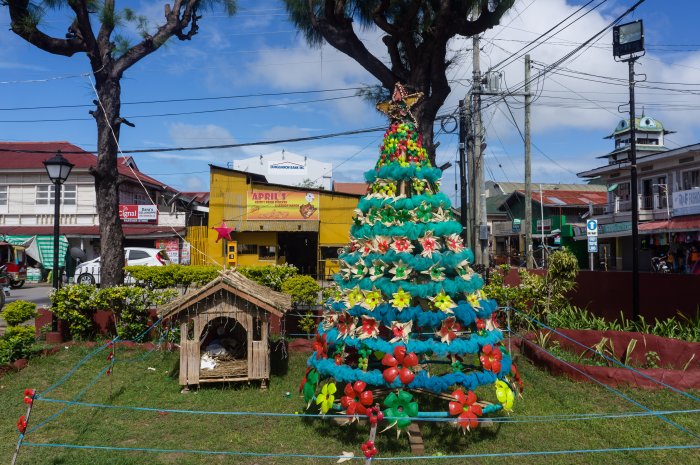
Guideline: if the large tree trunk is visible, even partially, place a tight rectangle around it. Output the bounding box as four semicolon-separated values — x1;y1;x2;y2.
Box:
93;77;125;287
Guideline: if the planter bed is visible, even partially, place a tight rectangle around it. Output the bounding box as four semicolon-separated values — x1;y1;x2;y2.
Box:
521;329;700;390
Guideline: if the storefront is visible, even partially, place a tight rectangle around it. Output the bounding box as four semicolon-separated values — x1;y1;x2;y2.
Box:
207;166;359;277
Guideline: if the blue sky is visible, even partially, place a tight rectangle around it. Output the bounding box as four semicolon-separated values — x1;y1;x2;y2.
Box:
1;0;699;204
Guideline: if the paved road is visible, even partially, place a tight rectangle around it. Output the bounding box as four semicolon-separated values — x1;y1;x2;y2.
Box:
1;282;52;333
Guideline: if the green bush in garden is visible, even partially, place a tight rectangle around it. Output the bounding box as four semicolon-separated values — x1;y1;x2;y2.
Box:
1;300;37;326
281;275;320;306
50;284;98;340
238;264;298;292
93;286;178;340
125;265;219;290
0;325;36;363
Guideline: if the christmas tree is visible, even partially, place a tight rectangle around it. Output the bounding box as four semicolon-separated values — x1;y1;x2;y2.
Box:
300;83;521;443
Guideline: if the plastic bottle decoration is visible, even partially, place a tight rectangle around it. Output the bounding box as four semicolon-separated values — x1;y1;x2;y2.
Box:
299;83;521;446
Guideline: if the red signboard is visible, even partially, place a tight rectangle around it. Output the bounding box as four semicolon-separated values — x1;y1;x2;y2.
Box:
119;205;158;223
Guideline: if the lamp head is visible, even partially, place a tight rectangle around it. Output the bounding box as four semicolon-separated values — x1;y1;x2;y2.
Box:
43;150;74;185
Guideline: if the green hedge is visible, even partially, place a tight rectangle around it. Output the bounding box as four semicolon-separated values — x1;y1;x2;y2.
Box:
125;265;219;289
238;264;298;292
281;275;320;306
0;326;35;364
1;300;37;326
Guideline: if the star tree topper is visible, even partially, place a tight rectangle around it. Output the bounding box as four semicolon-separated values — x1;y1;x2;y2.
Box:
212;220;235;242
376;83;423;123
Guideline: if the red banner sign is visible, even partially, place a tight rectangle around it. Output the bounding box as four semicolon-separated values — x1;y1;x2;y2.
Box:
119;205;158;223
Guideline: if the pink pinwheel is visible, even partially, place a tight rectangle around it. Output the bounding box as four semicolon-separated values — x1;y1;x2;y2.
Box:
445;234;465;253
436;316;462;343
382;346;419;384
340;381;373;415
357;316;379;339
448;389;483;431
479;344;503;373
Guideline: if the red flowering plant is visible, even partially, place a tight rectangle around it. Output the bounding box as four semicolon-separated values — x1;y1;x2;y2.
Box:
382;346;419;384
479;344;503;373
340;381;373;416
448;389;483;431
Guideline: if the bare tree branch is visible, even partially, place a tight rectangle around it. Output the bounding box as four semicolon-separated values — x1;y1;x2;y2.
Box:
6;0;85;56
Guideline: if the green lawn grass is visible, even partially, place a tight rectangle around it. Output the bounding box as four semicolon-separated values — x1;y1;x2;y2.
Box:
1;343;698;465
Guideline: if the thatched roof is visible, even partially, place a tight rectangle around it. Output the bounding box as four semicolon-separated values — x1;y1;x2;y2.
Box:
159;269;292;319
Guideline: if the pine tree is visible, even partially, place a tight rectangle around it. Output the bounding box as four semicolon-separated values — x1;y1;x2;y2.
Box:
300;84;522;440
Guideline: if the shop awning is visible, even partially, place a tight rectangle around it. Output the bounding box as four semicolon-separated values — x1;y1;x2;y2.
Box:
0;225;185;239
639;215;700;234
1;234;68;268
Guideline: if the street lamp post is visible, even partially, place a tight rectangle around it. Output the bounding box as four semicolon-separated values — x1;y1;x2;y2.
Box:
614;19;644;321
43;150;74;332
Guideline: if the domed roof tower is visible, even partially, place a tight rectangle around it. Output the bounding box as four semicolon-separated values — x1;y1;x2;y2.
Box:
598;115;674;164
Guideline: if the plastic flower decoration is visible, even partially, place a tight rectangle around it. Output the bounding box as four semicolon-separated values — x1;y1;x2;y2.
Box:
455;259;475;281
395;208;413;224
363;288;382;310
389;261;412;281
374;236;391;254
412;179;427;195
345;287;364;308
370;259;386;281
322;311;338;331
430;291;456;313
340;381;373;416
418;231;440;258
351;262;368;279
391;237;414;254
391;288;412;311
300;368;319;404
436;316;462;343
480;344;503;373
382;346;419;384
312;333;328;360
357;316;380;339
359;239;374;256
415;202;433;222
445;233;465;253
383;390;419;431
379;206;397;226
467;292;481;309
336;312;357;340
495;379;515;411
422;264;446;282
316;382;337;414
389;320;413;343
448;389;483;432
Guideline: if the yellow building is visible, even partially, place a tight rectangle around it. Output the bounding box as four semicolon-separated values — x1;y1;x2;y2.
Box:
206;165;360;277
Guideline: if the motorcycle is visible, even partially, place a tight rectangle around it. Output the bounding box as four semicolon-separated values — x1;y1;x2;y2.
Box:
651;255;670;273
0;265;10;310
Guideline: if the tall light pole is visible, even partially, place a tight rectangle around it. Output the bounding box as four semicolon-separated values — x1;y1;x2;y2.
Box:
614;20;644;321
43;150;74;331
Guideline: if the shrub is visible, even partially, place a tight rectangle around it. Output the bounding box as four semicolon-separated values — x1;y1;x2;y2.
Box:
281;275;320;306
93;286;178;340
51;284;98;340
239;264;298;292
1;300;37;326
125;265;219;290
0;326;36;363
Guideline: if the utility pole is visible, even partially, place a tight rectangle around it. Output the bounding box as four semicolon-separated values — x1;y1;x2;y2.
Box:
524;55;534;269
628;57;640;320
472;35;488;268
458;99;470;246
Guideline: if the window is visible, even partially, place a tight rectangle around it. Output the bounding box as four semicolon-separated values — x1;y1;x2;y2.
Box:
0;186;7;206
238;244;258;255
616;182;630;201
129;250;150;260
682;169;700;190
36;184;77;205
258;245;276;261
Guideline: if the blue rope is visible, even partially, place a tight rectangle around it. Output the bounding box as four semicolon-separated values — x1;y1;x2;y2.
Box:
510;307;700;403
515;316;700;441
33;398;700;424
19;441;700;460
39;339;115;397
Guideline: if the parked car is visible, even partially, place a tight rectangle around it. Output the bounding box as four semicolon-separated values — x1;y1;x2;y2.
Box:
74;247;171;285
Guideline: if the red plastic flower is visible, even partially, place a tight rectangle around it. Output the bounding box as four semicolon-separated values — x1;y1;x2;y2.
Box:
361;440;378;458
382;346;419;384
312;333;328;360
448;389;483;431
358;316;379;339
511;363;524;393
436;316;462;343
340;381;373;415
475;319;486;331
17;415;27;434
336;312;357;339
480;345;503;373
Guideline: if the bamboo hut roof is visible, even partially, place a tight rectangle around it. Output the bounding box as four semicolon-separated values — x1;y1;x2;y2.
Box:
159;269;292;319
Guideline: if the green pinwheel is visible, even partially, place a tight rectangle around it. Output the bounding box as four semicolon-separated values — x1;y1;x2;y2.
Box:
383;390;419;430
302;369;319;405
